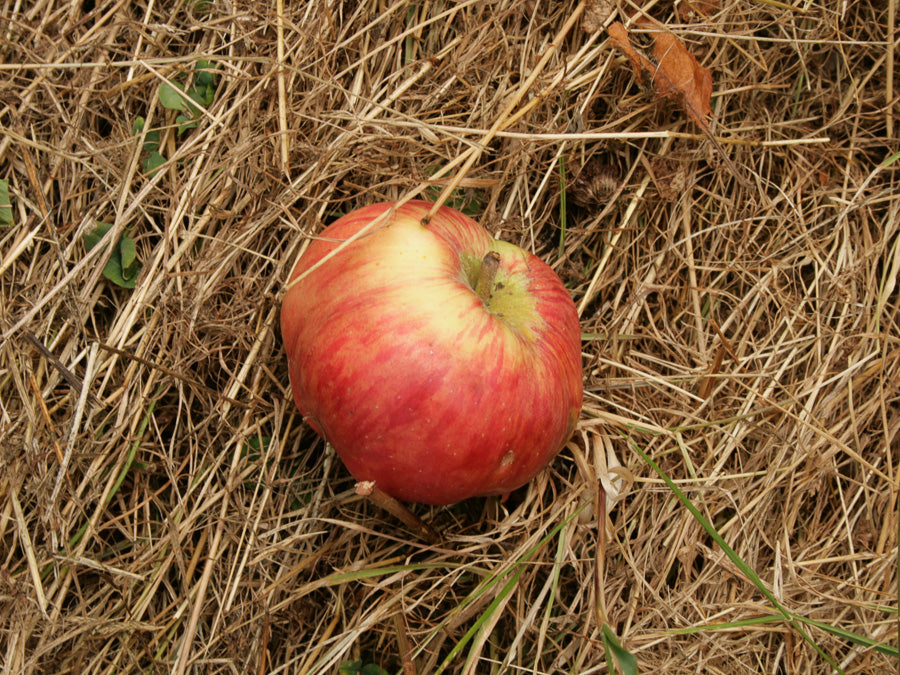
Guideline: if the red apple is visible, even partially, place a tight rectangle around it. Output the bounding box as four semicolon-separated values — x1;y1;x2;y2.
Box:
281;200;582;505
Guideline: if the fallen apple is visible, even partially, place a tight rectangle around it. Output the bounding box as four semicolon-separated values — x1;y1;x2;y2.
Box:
281;200;583;505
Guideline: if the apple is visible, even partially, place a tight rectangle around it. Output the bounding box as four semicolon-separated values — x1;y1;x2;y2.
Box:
281;200;583;505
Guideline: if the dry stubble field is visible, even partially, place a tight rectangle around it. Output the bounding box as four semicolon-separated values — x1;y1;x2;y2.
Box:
1;1;898;673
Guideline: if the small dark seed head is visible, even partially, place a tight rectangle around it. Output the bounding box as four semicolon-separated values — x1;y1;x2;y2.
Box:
568;161;620;206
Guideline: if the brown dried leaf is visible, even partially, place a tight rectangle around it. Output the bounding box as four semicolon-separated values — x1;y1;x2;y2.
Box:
682;0;721;18
650;158;690;201
608;21;713;132
609;21;748;185
607;21;648;86
582;0;616;34
652;30;713;128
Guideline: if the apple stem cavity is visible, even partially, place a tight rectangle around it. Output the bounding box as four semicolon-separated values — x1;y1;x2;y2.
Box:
474;251;501;307
356;481;441;544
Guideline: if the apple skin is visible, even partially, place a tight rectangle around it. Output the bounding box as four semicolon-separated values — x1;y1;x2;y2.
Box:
281;200;582;505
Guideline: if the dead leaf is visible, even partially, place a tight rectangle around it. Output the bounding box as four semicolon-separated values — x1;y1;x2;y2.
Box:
649;157;690;201
608;21;749;187
607;21;649;86
652;30;713;128
682;0;721;18
582;0;616;34
608;21;712;131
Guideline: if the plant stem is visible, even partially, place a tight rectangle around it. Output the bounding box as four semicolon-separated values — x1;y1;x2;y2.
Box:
474;251;501;306
356;482;441;544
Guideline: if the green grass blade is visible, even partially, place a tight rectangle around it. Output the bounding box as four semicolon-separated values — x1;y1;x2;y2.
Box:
601;624;637;675
440;563;525;673
0;179;13;227
624;433;844;672
426;507;584;673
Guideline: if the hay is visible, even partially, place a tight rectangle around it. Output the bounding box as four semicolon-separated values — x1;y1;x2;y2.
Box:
1;0;897;673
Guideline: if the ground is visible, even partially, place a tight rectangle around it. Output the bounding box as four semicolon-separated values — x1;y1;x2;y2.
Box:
0;1;897;673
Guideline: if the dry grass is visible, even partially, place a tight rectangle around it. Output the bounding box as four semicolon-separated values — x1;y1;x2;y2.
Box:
1;0;898;673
